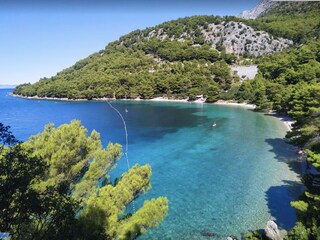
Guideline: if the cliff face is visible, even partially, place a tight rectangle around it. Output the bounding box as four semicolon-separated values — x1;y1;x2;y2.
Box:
202;21;292;56
145;21;293;56
238;0;277;19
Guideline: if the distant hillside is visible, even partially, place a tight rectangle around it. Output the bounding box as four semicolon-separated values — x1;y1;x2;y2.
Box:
115;16;292;57
13;2;319;101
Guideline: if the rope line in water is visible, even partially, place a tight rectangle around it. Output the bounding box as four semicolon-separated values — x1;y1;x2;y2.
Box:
106;101;136;213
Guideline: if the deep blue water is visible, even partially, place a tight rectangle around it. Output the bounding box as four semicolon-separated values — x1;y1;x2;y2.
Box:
0;89;303;239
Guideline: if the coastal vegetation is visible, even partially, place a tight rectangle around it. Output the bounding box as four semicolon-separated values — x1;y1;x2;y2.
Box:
241;39;320;239
235;5;320;239
0;121;168;239
13;45;234;101
236;6;320;240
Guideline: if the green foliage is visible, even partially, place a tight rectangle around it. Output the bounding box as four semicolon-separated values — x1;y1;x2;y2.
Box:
23;121;108;190
0;121;168;239
187;88;200;101
143;15;224;40
115;197;168;239
234;40;320;114
287;222;310;240
0;127;77;239
139;39;220;62
205;84;220;103
13;45;234;101
287;84;320;124
307;151;320;169
235;81;253;102
241;2;320;43
242;230;264;240
290;201;308;212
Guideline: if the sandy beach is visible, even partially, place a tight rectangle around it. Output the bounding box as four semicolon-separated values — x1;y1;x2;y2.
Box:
214;100;256;108
10;94;89;102
264;111;295;131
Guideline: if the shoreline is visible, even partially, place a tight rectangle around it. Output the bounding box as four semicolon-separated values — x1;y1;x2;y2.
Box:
214;100;255;108
10;93;293;131
9;93;256;108
264;111;295;132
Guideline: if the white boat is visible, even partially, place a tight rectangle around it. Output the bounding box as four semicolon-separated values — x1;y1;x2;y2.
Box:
212;123;216;127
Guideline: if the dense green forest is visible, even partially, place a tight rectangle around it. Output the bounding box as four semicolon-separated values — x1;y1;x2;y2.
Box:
14;47;233;101
0;121;168;239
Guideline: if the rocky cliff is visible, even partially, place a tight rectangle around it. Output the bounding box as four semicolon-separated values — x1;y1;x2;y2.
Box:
145;21;292;56
238;0;276;19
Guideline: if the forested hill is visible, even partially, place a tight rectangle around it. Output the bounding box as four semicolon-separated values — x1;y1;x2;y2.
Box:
12;17;290;101
13;2;319;102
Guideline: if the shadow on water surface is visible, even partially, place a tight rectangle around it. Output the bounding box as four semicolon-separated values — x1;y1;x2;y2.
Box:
265;138;305;230
265;180;304;230
265;138;303;176
111;102;211;141
263;112;293;123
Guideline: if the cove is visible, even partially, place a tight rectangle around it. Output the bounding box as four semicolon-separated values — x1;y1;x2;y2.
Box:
0;89;303;239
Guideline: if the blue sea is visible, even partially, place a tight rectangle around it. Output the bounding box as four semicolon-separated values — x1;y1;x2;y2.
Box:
0;89;303;239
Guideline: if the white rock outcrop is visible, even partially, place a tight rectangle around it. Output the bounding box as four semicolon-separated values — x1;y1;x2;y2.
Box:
231;65;258;80
265;220;283;240
202;21;292;56
146;21;293;56
238;0;276;19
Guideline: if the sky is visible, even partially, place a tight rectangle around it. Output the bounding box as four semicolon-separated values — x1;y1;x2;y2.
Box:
0;0;260;85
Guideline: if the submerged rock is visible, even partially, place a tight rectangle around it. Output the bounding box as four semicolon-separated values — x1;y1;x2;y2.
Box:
227;235;238;240
200;229;216;237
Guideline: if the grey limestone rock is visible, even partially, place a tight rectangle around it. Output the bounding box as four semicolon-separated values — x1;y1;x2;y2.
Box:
238;0;277;19
265;220;283;240
145;21;292;57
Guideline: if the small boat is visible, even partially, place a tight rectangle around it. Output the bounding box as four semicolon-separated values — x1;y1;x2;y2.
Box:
212;122;217;127
125;108;128;113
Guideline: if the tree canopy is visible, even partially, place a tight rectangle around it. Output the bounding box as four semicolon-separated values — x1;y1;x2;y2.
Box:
0;121;168;240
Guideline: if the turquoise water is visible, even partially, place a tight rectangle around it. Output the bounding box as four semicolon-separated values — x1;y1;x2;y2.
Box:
0;89;302;239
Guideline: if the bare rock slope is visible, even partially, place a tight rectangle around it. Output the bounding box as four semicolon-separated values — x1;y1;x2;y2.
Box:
238;0;277;19
146;21;292;56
